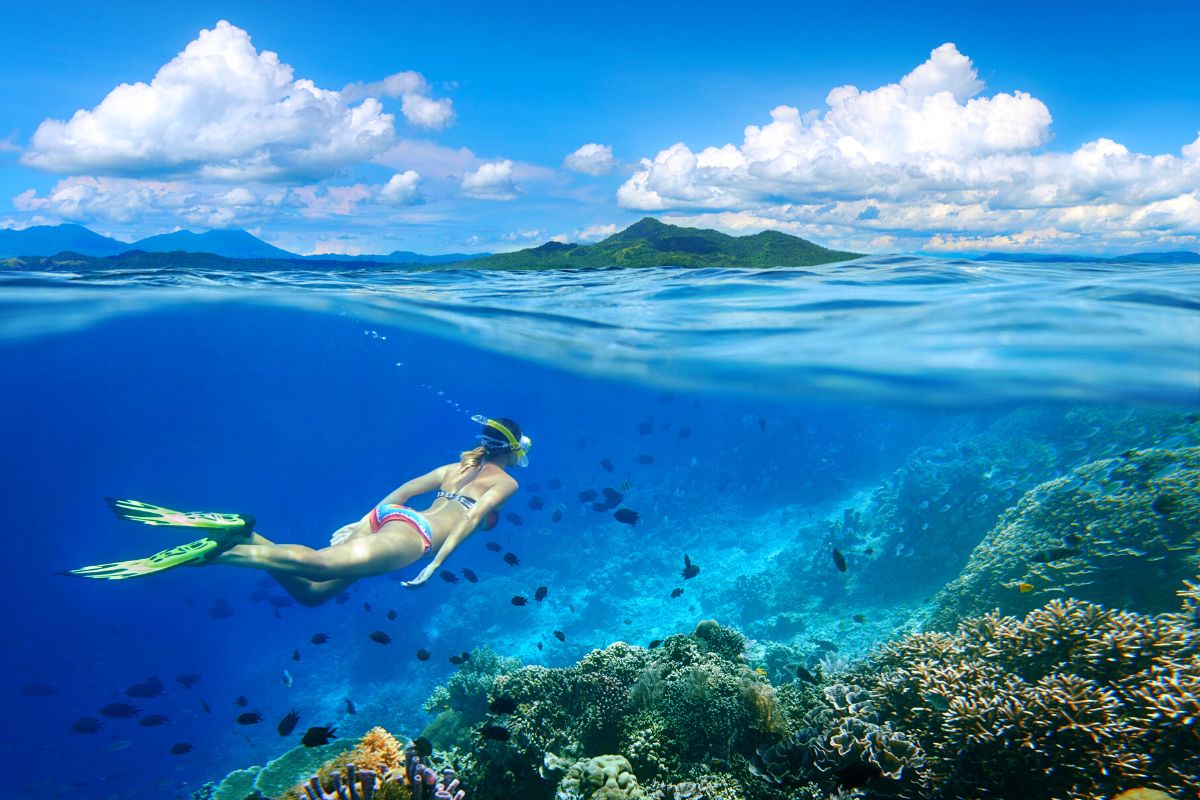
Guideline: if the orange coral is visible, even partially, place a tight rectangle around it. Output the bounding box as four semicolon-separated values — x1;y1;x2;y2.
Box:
351;726;406;772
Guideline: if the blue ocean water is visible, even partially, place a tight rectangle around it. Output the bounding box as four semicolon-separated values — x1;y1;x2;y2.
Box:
0;256;1197;799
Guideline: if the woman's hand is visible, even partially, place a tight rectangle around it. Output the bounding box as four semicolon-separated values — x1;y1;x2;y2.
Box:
402;563;438;588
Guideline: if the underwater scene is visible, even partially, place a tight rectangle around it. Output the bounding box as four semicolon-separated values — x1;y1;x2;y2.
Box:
2;257;1198;800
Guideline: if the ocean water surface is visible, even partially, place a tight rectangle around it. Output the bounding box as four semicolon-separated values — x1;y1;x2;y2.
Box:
1;256;1197;799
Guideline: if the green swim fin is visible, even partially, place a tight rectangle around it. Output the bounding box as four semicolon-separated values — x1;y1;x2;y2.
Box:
64;529;251;581
104;497;255;532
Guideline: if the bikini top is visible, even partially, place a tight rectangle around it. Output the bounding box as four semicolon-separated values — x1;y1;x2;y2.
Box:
436;490;477;511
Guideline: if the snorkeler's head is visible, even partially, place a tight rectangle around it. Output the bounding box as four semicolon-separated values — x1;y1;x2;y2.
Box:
460;415;531;469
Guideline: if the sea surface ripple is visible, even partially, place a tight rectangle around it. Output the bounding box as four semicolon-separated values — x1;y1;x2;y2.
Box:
2;255;1197;406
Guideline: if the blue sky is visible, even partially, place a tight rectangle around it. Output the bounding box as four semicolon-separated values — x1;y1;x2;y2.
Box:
1;0;1197;255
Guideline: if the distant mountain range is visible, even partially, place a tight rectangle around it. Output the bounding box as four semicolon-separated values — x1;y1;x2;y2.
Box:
450;218;862;269
2;221;1196;270
0;224;487;264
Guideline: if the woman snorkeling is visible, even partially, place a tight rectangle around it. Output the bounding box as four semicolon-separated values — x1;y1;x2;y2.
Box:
67;416;529;607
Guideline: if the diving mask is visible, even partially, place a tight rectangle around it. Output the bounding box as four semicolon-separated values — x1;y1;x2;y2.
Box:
471;414;532;467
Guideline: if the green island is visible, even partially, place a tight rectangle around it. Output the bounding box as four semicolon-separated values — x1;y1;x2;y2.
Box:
0;218;861;271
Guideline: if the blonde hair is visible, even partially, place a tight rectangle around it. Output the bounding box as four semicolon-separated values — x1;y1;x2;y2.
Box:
459;444;489;471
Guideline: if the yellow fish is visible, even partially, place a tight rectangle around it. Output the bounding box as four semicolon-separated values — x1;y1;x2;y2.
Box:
1017;582;1034;594
754;667;767;676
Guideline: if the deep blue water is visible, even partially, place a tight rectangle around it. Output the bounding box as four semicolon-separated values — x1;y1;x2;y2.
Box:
0;256;1197;799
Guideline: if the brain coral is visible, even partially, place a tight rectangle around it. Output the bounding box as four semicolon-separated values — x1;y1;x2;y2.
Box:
928;445;1200;630
552;754;643;800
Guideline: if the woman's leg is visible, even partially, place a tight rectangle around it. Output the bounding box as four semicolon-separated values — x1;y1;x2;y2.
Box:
216;527;425;582
241;532;357;607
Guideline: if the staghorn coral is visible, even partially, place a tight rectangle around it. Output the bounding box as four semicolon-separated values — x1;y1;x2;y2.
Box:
928;446;1200;629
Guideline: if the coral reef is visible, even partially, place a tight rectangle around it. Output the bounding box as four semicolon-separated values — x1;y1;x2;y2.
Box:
928;445;1200;628
546;753;643;800
765;583;1200;798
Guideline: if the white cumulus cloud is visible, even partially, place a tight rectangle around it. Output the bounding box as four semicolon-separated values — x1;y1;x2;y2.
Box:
342;71;454;130
379;170;423;205
618;43;1200;252
564;143;617;175
22;20;397;181
576;223;619;241
461;159;517;200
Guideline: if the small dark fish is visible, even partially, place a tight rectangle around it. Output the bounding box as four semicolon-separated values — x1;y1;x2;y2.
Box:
72;717;102;734
292;649;300;662
1031;546;1082;563
681;554;700;579
852;614;867;624
481;724;511;741
449;654;464;666
387;609;399;620
551;509;563;523
269;596;294;608
335;593;351;604
757;416;766;431
578;489;598;502
416;648;431;661
600;458;614;473
489;697;517;714
648;639;663;649
363;602;372;612
602;487;623;506
553;629;566;642
125;677;163;698
140;714;170;727
863;547;875;556
486;541;503;552
506;512;523;527
176;673;201;689
637;454;655;465
170;742;194;755
100;703;139;719
511;596;528;606
796;666;818;684
20;682;56;697
311;633;329;645
277;709;300;736
236;712;264;725
504;552;520;566
1152;492;1180;516
200;700;211;714
547;478;562;490
832;548;847;573
614;508;640;526
301;726;337;747
369;631;392;645
534;585;548;602
344;698;357;715
206;598;234;619
440;570;460;583
235;696;248;708
813;638;839;652
678;427;691;439
537;642;543;650
528;496;545;510
637;420;654;435
413;735;434;757
671;588;684;598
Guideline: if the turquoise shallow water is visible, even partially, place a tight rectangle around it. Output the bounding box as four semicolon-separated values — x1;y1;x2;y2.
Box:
0;256;1197;799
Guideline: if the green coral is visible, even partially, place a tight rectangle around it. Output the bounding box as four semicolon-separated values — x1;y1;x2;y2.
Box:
551;754;644;800
929;446;1200;628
